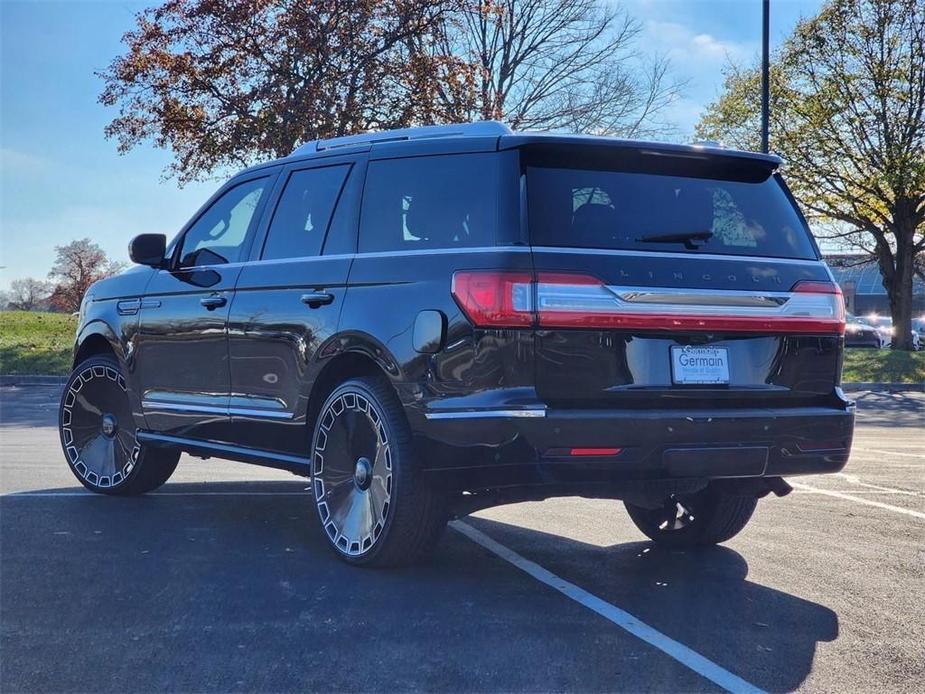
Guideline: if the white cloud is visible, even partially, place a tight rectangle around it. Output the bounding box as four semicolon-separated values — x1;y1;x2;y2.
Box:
634;19;757;136
644;20;754;65
0;148;49;177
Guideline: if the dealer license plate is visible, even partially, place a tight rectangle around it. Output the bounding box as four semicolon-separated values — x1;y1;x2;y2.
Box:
670;346;730;385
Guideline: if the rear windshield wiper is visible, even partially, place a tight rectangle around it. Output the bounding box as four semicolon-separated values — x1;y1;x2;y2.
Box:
636;231;713;250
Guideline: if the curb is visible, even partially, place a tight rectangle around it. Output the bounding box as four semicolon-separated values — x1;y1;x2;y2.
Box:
0;375;68;386
841;382;924;393
2;375;921;392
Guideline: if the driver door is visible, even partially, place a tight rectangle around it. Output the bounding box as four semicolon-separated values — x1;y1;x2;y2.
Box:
135;171;277;440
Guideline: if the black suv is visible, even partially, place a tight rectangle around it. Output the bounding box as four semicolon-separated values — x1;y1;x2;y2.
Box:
60;122;854;566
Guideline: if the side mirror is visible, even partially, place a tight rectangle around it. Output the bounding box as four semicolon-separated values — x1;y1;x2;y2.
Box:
129;234;167;267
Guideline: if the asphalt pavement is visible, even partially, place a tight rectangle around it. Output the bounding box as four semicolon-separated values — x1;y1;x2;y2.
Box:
1;386;923;693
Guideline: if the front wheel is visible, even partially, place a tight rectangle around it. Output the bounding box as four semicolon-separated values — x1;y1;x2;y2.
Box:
310;376;446;567
59;355;180;495
624;485;758;547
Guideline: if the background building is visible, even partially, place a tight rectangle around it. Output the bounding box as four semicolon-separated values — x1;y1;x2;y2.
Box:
824;255;925;316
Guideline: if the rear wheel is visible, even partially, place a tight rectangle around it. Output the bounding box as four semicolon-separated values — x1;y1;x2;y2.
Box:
59;355;179;495
624;485;757;547
310;376;446;567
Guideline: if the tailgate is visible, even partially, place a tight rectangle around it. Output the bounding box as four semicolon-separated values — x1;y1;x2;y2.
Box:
522;144;845;408
531;248;843;407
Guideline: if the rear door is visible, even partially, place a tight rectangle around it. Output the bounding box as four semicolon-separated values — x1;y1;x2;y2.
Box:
225;155;363;455
520;145;844;409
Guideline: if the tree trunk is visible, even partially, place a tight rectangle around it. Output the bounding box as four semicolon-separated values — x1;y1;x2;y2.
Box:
887;229;916;351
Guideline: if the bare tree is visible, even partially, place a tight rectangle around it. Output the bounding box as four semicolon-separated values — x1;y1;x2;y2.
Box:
7;278;53;311
48;239;125;313
427;0;683;137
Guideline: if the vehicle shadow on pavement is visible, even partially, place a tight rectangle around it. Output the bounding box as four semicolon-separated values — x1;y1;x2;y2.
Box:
466;515;840;693
2;480;839;693
2;480;726;693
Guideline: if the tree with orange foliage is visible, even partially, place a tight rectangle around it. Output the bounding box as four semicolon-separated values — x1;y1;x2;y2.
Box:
48;239;124;313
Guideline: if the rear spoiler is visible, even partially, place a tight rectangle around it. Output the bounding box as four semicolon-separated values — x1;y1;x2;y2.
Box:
503;135;781;182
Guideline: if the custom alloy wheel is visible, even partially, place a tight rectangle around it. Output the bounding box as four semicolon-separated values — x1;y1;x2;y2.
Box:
624;486;758;547
649;495;698;533
312;389;392;556
59;355;179;495
310;376;445;566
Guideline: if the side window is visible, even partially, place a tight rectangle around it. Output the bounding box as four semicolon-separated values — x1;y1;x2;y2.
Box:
261;165;350;260
178;177;267;268
359;154;498;253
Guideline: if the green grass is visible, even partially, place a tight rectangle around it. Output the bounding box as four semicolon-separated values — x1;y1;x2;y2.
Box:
842;347;925;384
1;310;923;383
0;311;76;375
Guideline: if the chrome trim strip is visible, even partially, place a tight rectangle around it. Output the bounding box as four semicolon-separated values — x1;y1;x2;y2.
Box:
424;408;546;420
142;401;226;414
244;246;531;266
141;400;294;420
530;246;821;266
356;246;530;260
228;407;293;420
608;286;791;308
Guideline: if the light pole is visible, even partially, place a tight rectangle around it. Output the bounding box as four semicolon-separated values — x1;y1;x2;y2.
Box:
761;0;770;153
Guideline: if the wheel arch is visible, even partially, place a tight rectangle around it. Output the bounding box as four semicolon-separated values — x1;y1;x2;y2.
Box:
73;321;122;368
305;337;407;439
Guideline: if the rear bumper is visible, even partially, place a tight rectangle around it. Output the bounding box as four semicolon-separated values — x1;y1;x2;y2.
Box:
411;398;854;491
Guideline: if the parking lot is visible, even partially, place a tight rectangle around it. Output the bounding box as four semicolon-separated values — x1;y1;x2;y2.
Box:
1;386;922;693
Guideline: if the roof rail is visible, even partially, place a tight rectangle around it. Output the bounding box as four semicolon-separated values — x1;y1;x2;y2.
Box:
690;139;724;149
290;121;512;157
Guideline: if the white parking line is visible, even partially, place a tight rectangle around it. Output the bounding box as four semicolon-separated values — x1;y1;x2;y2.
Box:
795;489;919;495
834;473;924;497
1;491;306;498
452;520;765;694
790;482;925;520
851;447;925;460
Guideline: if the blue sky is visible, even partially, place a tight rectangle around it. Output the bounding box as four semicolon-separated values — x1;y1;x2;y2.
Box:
0;0;823;290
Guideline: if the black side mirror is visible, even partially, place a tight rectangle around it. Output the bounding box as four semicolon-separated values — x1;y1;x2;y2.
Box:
129;234;167;267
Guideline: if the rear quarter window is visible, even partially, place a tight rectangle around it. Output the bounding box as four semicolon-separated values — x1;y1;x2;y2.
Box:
527;166;818;260
359;154;499;253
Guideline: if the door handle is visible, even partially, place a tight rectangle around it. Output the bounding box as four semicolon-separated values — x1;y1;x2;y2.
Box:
200;295;227;310
301;291;334;309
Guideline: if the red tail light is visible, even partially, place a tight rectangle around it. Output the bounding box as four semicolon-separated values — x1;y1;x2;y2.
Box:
453;271;845;335
791;280;846;334
451;271;533;327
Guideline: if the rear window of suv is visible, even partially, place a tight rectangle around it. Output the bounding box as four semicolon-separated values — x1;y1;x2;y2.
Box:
526;165;817;260
359;154;498;253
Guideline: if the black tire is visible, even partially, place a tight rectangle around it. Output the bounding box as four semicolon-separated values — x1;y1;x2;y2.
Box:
59;355;180;496
309;375;446;567
624;485;758;547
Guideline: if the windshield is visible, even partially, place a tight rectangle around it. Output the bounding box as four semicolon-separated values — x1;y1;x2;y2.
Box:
526;166;818;259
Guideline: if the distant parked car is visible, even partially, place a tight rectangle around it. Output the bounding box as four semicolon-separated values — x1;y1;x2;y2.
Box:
844;314;881;348
914;318;925;346
865;315;921;350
